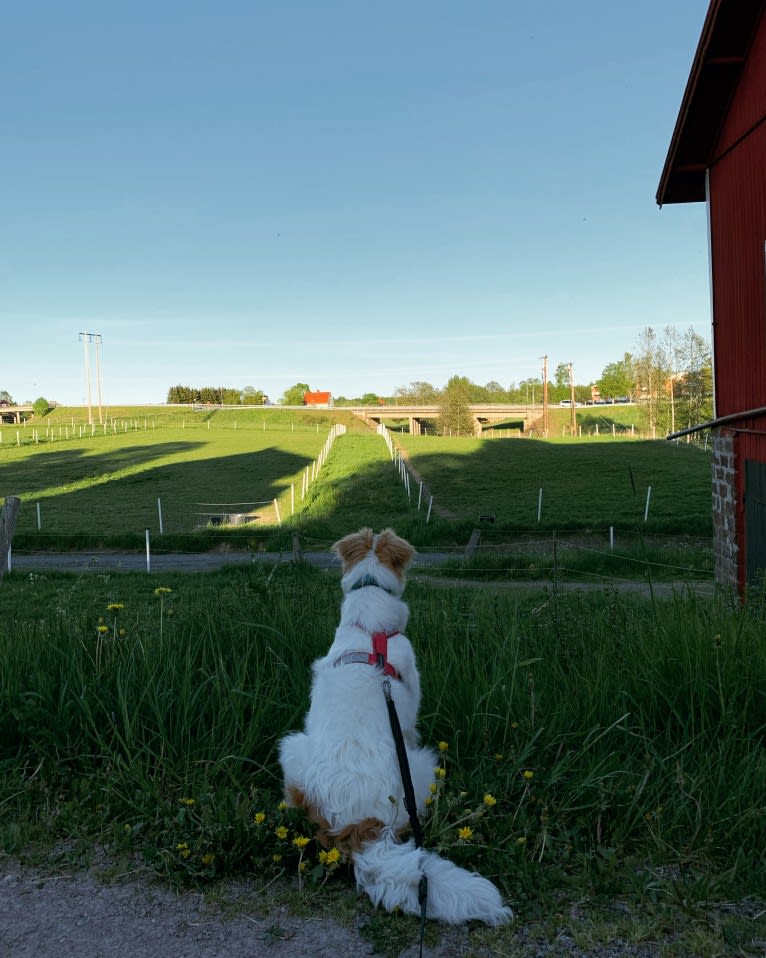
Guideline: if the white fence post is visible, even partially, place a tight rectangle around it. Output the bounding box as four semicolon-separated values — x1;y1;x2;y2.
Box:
157;498;164;534
145;529;151;573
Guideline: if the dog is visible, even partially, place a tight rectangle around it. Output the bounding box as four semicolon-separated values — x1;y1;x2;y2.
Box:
278;527;512;925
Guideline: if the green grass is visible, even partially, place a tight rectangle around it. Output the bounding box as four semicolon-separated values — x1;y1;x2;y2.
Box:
397;434;712;535
2;564;765;918
3;405;714;565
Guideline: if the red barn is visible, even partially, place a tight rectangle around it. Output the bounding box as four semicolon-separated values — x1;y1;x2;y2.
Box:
658;0;766;594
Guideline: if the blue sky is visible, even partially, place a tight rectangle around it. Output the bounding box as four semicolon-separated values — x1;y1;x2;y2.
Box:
2;0;711;405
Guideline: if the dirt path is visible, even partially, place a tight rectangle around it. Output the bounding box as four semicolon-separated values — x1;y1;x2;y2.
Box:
0;861;392;958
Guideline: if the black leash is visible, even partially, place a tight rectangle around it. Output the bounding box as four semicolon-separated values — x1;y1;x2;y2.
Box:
382;678;428;957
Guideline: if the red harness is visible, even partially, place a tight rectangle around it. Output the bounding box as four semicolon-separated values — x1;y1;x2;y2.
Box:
333;628;401;680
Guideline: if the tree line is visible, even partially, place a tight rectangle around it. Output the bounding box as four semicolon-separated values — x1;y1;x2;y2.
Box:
166;385;268;405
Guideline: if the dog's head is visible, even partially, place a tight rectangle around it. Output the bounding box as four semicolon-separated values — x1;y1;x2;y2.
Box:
332;527;415;596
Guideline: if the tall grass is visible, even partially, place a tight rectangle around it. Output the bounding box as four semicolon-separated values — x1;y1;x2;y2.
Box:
1;565;764;904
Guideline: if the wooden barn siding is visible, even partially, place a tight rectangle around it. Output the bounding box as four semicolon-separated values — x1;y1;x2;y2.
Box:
709;9;766;592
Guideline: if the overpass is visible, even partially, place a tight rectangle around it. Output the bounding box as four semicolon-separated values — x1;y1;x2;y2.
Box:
0;404;33;424
346;403;541;436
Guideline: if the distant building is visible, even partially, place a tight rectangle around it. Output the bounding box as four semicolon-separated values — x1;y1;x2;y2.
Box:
657;0;766;593
303;391;333;406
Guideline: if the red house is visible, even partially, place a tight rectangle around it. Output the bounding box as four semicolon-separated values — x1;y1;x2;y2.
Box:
658;0;766;594
303;391;333;406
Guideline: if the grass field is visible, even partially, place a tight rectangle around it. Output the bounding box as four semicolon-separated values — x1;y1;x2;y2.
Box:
1;564;764;954
2;406;712;552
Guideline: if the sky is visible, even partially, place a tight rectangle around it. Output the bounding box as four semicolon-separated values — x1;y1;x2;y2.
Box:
1;0;713;406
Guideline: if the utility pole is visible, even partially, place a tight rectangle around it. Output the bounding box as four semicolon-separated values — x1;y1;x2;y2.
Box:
80;332;93;425
94;333;104;424
541;355;549;436
568;362;576;433
79;331;103;425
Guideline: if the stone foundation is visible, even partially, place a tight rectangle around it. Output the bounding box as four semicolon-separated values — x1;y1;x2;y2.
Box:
711;430;738;588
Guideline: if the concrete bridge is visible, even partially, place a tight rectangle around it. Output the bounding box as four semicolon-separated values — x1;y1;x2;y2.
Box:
0;404;33;424
346;403;540;436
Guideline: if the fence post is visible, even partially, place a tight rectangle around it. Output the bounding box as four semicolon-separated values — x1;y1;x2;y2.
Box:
145;529;151;573
644;486;652;522
157;498;164;534
0;496;21;587
537;487;543;522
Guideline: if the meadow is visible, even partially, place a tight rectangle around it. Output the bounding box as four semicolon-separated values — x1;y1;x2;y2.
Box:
2;406;764;953
1;564;764;955
2;405;712;552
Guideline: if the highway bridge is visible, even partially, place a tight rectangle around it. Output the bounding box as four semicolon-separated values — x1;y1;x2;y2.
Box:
345;403;541;435
0;404;33;424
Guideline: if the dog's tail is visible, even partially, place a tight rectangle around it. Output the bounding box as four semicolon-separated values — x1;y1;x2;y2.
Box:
352;830;512;926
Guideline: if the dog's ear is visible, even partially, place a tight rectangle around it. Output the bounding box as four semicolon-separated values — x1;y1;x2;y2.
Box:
374;528;415;579
332;527;375;572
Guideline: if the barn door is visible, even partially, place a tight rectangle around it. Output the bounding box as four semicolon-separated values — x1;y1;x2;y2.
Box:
745;459;766;586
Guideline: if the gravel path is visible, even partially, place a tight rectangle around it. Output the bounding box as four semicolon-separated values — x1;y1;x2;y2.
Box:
8;550;715;598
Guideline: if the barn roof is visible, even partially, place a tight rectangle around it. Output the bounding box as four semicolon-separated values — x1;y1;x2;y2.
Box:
657;0;766;205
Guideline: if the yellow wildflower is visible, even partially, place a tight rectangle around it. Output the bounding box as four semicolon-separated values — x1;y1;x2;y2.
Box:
275;826;288;840
438;741;449;752
522;770;534;781
201;853;215;866
278;801;288;811
425;797;433;806
254;812;266;825
429;782;438;794
179;797;196;806
272;854;282;863
458;826;473;840
106;603;124;612
118;628;126;637
434;767;446;779
97;625;108;634
483;793;497;807
494;753;504;761
325;848;341;865
292;835;310;849
154;587;172;596
516;836;527;845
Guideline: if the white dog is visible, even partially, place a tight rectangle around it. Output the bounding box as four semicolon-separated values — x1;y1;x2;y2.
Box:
278;528;512;925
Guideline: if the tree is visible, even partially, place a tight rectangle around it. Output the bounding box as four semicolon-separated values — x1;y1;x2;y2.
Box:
598;354;635;401
33;397;51;418
0;390;13;404
281;382;311;406
397;381;441;404
439;375;474;436
242;386;266;405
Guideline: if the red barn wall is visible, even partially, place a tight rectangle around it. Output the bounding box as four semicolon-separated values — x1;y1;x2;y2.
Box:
708;8;766;592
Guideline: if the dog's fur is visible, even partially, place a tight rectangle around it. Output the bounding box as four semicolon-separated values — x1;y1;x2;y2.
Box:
278;528;512;925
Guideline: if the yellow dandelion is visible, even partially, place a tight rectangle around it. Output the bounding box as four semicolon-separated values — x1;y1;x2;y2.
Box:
154;587;172;596
106;603;124;612
425;797;433;806
254;812;266;825
494;753;504;761
118;628;126;637
438;741;449;752
429;782;438;794
272;854;282;863
179;797;196;806
275;826;288;840
201;853;215;866
292;835;310;849
319;850;328;864
97;625;108;634
278;800;288;811
434;767;446;779
325;847;341;865
516;836;527;845
483;793;497;807
522;770;534;781
176;842;188;850
458;826;474;840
